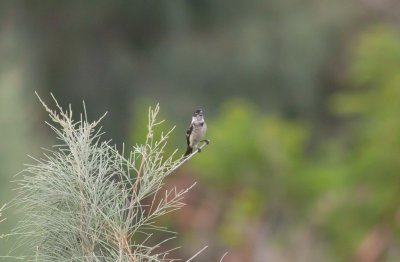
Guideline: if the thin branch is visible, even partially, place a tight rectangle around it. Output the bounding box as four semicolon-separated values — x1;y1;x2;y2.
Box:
125;104;160;228
125;133;150;229
169;140;210;175
220;252;228;262
0;204;7;240
186;245;208;262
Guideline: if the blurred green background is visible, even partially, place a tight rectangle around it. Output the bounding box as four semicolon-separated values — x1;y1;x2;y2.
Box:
1;0;400;261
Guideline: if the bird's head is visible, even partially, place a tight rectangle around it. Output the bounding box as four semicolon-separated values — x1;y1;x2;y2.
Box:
192;109;204;122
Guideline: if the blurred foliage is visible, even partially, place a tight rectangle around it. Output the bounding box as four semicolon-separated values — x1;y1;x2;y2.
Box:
0;0;361;146
135;25;400;261
325;25;400;260
0;25;36;256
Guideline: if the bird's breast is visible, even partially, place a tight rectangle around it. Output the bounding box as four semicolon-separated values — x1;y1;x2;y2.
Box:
189;122;207;147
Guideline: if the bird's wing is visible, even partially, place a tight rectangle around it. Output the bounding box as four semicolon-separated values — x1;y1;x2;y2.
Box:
186;123;193;146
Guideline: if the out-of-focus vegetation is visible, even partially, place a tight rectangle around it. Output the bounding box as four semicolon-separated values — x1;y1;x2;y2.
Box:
1;1;400;261
135;25;400;261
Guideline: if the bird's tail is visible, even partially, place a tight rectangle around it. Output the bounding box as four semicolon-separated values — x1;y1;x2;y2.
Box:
184;146;193;157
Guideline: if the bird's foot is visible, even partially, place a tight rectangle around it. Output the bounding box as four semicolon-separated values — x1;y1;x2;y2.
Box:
201;139;210;145
197;148;202;153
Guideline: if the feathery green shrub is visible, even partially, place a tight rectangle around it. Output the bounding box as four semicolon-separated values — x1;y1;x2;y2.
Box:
13;95;206;261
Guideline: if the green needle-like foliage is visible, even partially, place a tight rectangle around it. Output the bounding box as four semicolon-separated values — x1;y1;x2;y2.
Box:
14;94;197;261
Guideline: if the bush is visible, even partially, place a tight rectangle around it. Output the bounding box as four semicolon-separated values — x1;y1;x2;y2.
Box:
13;94;207;261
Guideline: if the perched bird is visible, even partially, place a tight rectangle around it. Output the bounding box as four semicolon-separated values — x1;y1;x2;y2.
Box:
185;109;207;156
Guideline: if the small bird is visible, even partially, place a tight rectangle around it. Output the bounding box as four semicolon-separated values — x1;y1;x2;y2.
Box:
185;109;207;156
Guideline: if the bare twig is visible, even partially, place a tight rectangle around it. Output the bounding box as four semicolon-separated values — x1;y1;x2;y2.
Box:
220;252;228;262
0;204;6;224
166;140;210;177
0;204;6;240
186;245;208;262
